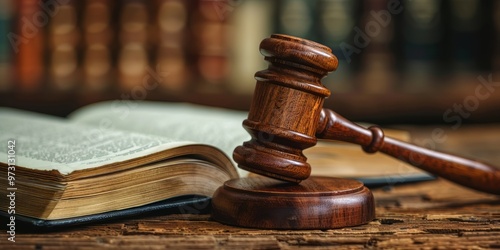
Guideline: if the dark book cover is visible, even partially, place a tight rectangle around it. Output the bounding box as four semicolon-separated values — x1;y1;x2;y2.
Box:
317;0;360;91
0;0;13;91
1;195;211;232
275;0;318;41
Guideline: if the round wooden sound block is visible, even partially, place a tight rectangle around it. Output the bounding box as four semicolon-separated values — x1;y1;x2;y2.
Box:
211;176;375;229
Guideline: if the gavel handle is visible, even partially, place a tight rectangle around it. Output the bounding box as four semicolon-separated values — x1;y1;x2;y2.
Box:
316;108;500;195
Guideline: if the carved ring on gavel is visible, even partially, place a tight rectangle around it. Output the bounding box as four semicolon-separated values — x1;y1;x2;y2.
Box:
211;34;500;230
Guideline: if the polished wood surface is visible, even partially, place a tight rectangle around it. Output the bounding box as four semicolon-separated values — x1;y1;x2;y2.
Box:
317;109;500;195
233;34;338;183
1;124;499;249
212;176;374;229
234;34;500;195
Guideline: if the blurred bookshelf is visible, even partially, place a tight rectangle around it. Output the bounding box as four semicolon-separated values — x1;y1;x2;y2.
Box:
0;0;499;124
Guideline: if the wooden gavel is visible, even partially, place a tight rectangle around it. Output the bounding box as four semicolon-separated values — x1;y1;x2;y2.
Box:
233;34;500;195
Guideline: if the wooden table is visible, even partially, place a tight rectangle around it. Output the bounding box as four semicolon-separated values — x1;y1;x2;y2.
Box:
2;125;500;249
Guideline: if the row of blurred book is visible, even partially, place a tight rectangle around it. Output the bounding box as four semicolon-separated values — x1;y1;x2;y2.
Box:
0;0;499;96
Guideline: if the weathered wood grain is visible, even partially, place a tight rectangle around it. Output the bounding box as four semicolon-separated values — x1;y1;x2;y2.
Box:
1;125;499;249
2;178;498;249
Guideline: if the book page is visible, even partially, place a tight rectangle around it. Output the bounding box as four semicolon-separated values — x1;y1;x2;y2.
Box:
0;108;194;175
68;101;251;176
69;101;429;181
306;141;427;178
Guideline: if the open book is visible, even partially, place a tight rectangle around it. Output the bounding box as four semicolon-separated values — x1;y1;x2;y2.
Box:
0;101;432;225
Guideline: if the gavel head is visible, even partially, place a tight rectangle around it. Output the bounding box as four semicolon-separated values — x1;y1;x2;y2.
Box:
233;34;338;183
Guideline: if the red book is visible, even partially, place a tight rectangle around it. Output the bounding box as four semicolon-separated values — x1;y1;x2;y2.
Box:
14;0;45;91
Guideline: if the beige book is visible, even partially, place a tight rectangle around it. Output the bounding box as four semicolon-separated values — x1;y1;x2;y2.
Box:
0;101;428;220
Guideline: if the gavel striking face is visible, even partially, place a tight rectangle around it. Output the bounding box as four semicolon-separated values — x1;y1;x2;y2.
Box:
233;34;500;195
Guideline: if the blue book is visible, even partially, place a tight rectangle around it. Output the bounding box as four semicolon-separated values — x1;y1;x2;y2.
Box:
317;0;360;91
0;0;13;91
274;0;318;41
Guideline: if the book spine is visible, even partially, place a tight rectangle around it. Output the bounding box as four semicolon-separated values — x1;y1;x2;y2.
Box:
317;0;359;92
275;0;318;41
82;0;114;92
401;0;444;91
227;0;274;94
48;0;80;91
0;0;14;92
117;0;150;90
14;0;45;92
191;0;232;89
492;1;500;77
447;0;482;74
154;0;192;92
357;0;397;93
